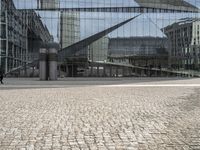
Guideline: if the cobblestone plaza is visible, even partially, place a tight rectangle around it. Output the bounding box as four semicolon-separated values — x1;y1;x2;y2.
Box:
0;78;200;150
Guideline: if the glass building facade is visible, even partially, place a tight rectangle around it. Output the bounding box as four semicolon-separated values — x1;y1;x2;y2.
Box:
1;0;200;77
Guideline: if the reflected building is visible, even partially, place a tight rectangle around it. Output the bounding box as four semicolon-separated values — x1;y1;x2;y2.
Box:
88;36;109;62
163;19;200;70
108;36;169;68
60;11;80;49
59;11;82;77
109;37;169;56
1;0;200;77
39;0;59;9
0;0;52;73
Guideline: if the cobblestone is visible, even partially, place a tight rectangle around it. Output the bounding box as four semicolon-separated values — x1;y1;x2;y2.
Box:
0;79;200;149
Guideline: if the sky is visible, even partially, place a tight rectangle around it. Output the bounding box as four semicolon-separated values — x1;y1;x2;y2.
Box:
13;0;200;9
13;0;139;9
12;0;200;43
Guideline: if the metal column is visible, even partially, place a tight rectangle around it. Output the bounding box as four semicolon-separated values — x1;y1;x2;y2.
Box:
48;43;59;80
39;47;48;80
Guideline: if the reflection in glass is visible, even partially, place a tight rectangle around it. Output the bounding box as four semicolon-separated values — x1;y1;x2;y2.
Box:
1;0;200;77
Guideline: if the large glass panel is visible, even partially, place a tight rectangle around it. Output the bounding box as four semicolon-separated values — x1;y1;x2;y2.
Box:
1;0;200;77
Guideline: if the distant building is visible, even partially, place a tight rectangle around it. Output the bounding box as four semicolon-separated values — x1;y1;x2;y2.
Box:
108;36;169;68
0;0;52;73
163;19;200;69
108;36;169;57
25;10;53;61
88;37;109;62
60;11;80;49
40;0;59;9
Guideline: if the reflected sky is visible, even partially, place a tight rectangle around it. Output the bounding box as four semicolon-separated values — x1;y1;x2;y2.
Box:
36;11;200;43
13;0;200;9
13;0;139;9
10;0;200;43
59;0;139;8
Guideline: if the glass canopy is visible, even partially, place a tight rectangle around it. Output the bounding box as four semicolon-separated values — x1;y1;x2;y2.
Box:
12;0;200;9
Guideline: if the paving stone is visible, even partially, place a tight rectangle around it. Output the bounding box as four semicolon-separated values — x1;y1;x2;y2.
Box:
0;79;200;149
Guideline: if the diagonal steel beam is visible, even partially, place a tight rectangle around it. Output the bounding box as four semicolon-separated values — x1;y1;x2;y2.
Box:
4;59;39;76
58;14;141;61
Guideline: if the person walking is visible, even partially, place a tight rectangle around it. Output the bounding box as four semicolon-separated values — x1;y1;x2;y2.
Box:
0;68;4;84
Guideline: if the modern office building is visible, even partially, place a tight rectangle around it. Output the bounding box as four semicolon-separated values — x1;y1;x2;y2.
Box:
25;10;53;61
60;11;80;49
0;0;52;73
163;19;200;69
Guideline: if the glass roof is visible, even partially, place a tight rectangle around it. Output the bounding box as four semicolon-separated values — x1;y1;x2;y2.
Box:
35;11;200;43
9;0;200;43
13;0;200;9
13;0;139;9
59;0;140;8
12;0;200;9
